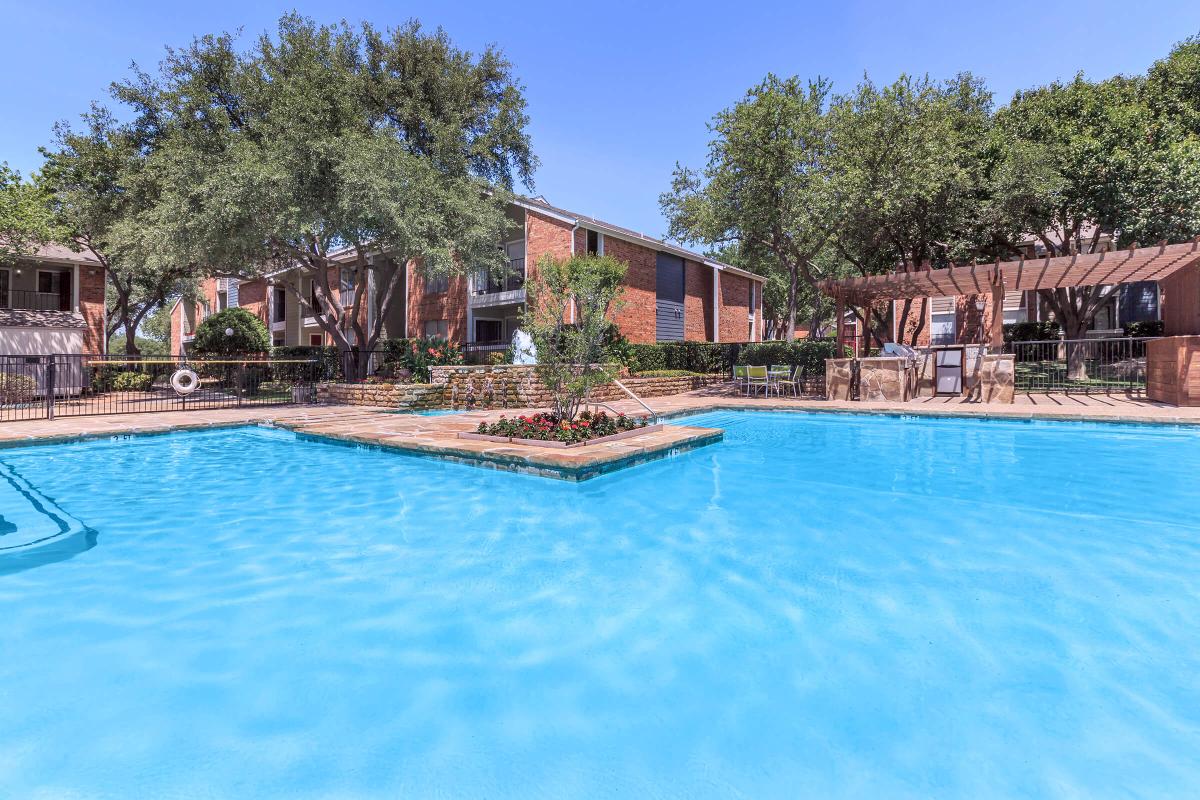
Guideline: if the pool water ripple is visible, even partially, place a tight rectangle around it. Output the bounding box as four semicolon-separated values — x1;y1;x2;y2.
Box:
1;413;1199;798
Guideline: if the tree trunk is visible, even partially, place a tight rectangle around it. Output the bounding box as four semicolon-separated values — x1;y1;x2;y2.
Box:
786;265;798;341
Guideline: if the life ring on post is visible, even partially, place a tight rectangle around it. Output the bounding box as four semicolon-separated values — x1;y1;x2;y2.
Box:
170;368;201;396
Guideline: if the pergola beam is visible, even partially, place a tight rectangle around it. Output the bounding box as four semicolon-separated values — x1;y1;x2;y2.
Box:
819;239;1200;309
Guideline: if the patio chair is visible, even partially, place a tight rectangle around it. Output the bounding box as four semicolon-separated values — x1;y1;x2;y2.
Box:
745;365;769;396
733;364;749;393
771;365;801;397
767;365;792;397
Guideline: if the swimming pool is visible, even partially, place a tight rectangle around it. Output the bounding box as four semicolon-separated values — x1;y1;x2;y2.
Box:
2;411;1199;798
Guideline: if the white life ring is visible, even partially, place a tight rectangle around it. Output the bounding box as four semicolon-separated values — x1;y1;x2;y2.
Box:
170;368;201;396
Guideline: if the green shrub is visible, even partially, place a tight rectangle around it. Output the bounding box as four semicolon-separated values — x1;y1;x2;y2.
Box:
191;308;270;356
378;337;464;382
736;339;844;375
272;345;339;381
1123;319;1164;338
110;371;154;392
627;341;733;374
0;372;37;405
1004;321;1060;342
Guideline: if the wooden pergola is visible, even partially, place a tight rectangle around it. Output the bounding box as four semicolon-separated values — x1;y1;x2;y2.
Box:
818;239;1200;348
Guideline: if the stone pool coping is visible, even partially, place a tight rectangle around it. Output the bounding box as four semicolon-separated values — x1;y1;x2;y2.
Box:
2;390;1199;480
290;423;722;481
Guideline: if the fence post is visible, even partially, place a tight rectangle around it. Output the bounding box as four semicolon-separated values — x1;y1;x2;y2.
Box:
46;355;56;420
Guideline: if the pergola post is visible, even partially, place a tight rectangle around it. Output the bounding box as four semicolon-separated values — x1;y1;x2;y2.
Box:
834;293;845;354
989;265;1005;350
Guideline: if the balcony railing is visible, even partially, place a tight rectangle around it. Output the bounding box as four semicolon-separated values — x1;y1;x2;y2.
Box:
472;257;525;296
0;290;73;312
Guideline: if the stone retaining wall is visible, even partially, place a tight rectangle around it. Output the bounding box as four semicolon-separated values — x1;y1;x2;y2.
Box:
316;365;727;410
825;352;1015;403
429;365;725;408
316;382;445;409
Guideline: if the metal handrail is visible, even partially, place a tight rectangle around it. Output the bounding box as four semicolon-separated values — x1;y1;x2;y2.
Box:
612;377;658;423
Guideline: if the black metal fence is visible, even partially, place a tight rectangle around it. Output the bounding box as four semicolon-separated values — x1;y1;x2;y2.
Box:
1003;337;1155;393
0;354;324;422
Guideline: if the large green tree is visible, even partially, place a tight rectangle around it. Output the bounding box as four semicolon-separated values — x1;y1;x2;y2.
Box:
40;108;200;355
829;73;994;348
989;71;1199;377
661;75;841;340
116;14;535;377
0;164;57;262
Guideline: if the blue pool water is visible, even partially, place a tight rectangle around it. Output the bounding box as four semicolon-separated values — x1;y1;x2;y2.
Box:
2;411;1199;798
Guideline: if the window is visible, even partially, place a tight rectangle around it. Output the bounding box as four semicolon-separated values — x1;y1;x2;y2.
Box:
309;333;324;347
37;270;71;311
0;268;8;308
217;289;228;311
272;287;287;323
930;297;957;345
425;271;449;294
340;269;355;301
475;319;503;343
423;319;449;339
273;334;285;347
748;281;757;317
586;230;602;256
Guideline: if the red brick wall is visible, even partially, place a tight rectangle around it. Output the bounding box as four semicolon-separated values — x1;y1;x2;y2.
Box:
684;260;713;341
718;271;752;343
606;235;658;344
169;302;183;355
407;264;468;341
524;210;574;277
79;264;106;355
896;298;932;346
237;279;269;329
1147;335;1200;405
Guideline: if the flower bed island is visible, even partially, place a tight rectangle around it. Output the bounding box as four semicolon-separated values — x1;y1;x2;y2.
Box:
461;410;660;449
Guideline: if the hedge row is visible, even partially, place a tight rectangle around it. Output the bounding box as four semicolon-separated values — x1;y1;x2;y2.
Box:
624;339;849;376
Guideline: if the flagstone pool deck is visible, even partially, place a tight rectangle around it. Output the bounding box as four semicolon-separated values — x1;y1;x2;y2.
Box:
3;387;1199;479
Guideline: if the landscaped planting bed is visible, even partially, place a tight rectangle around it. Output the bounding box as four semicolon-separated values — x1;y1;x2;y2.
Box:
461;410;657;448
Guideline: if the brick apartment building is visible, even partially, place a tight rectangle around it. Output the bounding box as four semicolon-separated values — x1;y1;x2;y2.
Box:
171;196;765;354
1;243;106;356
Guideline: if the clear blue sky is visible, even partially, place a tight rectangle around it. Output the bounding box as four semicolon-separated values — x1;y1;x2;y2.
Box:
2;1;1197;239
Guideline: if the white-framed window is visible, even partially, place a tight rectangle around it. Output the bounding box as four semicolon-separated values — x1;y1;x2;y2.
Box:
423;319;449;339
585;229;604;256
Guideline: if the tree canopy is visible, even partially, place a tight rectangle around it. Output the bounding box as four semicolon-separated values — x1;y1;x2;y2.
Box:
664;33;1200;348
111;13;535;375
0;164;57;262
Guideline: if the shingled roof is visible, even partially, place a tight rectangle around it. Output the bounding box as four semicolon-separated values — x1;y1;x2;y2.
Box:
0;309;88;329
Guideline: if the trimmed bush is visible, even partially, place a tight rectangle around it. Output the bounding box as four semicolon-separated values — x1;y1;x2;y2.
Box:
111;371;154;392
1123;319;1164;338
1004;320;1060;342
191;308;270;355
0;372;37;406
735;339;845;375
272;345;339;381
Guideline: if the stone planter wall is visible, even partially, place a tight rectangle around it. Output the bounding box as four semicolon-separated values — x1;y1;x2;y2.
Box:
429;364;725;408
824;351;1015;404
316;382;445;409
317;366;726;410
